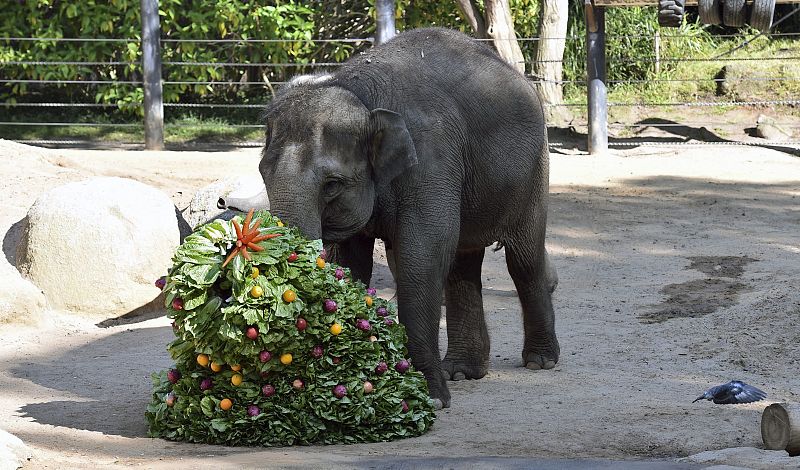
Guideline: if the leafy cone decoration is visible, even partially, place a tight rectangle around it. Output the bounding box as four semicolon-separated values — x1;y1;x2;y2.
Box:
146;210;435;445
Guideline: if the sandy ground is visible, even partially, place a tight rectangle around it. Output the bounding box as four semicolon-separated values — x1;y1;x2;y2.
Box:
1;138;799;469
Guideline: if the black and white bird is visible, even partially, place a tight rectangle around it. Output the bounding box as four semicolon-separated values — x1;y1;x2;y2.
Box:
693;380;767;404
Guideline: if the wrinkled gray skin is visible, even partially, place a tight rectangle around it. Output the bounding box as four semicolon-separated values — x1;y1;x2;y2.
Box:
256;28;558;409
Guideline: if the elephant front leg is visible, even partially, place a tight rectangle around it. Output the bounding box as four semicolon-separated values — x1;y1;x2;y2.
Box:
442;248;490;381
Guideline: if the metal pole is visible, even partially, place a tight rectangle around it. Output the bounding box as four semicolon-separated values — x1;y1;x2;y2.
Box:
375;0;396;45
141;0;164;150
585;3;607;154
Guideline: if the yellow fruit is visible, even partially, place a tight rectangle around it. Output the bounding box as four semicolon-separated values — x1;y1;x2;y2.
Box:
230;364;241;372
282;289;296;303
220;398;233;410
251;267;260;279
280;353;293;365
364;295;373;307
210;361;223;372
316;257;326;269
231;374;243;386
251;285;264;298
330;323;342;336
197;354;210;367
277;220;284;227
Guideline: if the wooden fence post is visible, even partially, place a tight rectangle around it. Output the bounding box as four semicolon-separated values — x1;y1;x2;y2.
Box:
141;0;164;150
585;1;608;154
375;0;396;45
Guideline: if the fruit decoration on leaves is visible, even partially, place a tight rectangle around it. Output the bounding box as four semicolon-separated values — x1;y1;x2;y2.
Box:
146;210;435;446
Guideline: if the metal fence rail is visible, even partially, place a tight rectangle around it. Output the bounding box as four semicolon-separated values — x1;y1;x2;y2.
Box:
2;6;800;152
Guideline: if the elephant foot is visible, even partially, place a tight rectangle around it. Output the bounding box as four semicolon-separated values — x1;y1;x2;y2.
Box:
522;338;560;370
441;356;489;381
424;370;451;409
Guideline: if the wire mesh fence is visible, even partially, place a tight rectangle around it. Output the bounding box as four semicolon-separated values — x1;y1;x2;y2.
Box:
2;28;800;150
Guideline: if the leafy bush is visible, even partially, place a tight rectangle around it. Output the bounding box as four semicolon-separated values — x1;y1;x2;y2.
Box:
146;210;435;445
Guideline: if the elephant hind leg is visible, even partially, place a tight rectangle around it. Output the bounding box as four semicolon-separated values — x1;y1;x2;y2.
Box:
504;233;560;371
442;248;490;381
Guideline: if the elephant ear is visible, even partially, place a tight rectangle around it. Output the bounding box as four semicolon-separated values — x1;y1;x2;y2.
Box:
369;108;418;185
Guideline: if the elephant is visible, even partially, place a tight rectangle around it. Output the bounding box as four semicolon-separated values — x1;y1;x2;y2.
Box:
231;27;559;409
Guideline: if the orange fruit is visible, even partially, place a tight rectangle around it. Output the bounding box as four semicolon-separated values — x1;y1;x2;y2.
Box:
250;285;264;298
231;374;243;386
250;267;260;279
282;289;296;303
220;398;233;410
316;257;326;269
330;323;342;336
197;354;210;367
230;364;241;372
364;296;373;307
210;361;223;372
280;353;293;365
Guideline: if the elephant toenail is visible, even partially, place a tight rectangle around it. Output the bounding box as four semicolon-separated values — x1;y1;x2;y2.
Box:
453;372;466;381
525;362;542;370
431;398;444;410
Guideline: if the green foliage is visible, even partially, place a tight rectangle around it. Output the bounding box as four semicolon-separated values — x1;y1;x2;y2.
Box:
147;210;436;446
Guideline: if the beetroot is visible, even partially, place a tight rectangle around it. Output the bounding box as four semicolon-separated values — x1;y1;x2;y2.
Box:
200;378;213;391
375;361;388;375
320;248;327;260
395;359;410;374
356;319;371;331
332;357;341;365
376;306;388;317
296;317;308;331
367;287;377;296
384;318;394;326
333;384;347;398
311;345;324;359
167;368;181;384
259;350;272;363
247;405;261;417
155;277;166;290
401;400;409;412
171;298;184;311
261;384;275;397
245;326;259;340
323;299;337;312
287;252;298;262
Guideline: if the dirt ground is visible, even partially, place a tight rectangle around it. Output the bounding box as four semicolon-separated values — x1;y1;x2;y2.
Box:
0;137;799;469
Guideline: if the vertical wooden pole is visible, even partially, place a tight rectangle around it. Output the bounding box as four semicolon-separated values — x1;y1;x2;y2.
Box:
585;2;607;154
375;0;396;45
141;0;164;150
654;30;661;76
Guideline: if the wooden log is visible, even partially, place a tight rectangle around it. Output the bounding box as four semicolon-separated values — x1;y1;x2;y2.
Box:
761;402;800;456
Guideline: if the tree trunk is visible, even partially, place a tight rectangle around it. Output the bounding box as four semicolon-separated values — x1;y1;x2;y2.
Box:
762;402;800;456
532;0;572;125
484;0;525;74
454;0;487;38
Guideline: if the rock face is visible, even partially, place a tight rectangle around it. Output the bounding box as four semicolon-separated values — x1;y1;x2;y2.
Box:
182;176;267;230
15;177;180;318
681;446;795;469
0;428;31;469
0;261;46;325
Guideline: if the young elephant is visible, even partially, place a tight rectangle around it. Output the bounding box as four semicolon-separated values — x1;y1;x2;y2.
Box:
258;27;558;409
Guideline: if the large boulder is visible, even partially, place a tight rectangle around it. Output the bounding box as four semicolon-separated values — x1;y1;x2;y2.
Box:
15;177;180;318
0;260;46;325
0;428;31;469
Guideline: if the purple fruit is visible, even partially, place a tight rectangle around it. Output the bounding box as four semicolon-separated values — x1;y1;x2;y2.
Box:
376;306;388;317
259;350;272;363
247;405;261;417
384;318;394;326
333;384;347;398
155;277;166;290
320;248;327;260
262;384;275;397
367;287;377;296
165;392;176;407
401;400;409;412
246;326;259;340
200;378;213;391
395;359;410;374
335;268;344;280
323;299;337;312
167;368;181;384
375;361;388;375
311;345;324;359
172;298;184;311
356;319;371;331
332;357;341;365
296;317;308;331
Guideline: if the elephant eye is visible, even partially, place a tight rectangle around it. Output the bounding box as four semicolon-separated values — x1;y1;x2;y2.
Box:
323;179;344;199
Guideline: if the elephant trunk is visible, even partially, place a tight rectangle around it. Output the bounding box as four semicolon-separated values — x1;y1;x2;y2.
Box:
269;193;323;240
217;190;270;212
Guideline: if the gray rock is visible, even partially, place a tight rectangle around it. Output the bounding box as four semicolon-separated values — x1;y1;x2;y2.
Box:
0;428;31;470
0;260;46;325
755;115;793;141
681;446;796;469
183;176;267;230
15;177;180;318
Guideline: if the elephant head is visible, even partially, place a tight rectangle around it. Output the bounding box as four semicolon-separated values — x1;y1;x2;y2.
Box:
257;83;418;242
